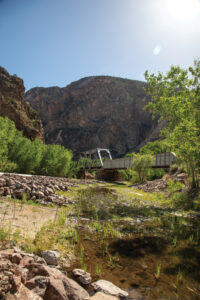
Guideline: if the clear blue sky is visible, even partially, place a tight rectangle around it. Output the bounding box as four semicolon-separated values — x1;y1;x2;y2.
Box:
0;0;200;90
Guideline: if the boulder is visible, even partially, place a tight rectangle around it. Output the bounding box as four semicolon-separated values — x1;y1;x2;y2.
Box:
7;283;43;300
25;276;49;298
92;280;128;298
91;292;118;300
26;263;90;300
72;268;92;285
42;250;60;266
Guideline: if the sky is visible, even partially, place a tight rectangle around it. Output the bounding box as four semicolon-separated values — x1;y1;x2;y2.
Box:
0;0;200;90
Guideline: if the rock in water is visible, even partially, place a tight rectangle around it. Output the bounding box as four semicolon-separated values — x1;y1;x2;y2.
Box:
92;280;128;298
42;250;60;265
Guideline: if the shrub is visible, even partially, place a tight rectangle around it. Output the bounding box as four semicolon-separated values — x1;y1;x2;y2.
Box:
132;153;154;183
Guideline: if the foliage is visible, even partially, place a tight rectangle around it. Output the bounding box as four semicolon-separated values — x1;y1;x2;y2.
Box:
0;116;72;177
167;179;184;196
132;153;154;183
39;144;72;177
144;60;200;187
140;140;170;155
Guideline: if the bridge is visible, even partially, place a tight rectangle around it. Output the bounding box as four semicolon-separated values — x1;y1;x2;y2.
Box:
79;148;176;171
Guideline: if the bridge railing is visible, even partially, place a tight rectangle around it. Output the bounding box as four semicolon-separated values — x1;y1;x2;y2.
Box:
80;152;176;170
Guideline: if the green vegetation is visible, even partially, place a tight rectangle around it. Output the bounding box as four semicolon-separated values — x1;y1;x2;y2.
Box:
144;59;200;188
0;116;72;176
131;153;154;183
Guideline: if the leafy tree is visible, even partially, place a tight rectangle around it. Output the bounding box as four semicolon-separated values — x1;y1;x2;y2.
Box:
0;117;18;172
0;116;72;176
8;136;44;174
140;140;170;155
40;144;72;177
132;153;154;183
144;60;200;188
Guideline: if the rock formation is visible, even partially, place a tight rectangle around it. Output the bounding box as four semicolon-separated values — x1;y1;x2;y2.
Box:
0;66;43;140
25;76;160;157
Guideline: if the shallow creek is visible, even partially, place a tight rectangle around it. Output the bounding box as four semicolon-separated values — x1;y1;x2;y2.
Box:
69;186;200;300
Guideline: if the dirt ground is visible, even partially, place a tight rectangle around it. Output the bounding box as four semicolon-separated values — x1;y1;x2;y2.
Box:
0;198;57;238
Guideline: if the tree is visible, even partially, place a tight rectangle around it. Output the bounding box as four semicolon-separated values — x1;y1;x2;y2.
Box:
0;116;73;176
40;144;72;177
144;60;200;187
132;153;154;183
0;117;18;172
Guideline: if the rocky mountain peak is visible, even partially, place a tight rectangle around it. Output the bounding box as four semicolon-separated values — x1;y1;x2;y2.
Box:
0;66;44;140
25;76;160;157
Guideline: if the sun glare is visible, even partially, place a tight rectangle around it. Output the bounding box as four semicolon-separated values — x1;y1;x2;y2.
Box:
165;0;200;22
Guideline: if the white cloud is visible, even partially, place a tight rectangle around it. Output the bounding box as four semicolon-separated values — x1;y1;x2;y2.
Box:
153;45;161;55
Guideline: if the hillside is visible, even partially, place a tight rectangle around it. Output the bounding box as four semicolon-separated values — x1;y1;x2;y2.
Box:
26;76;160;157
0;66;43;140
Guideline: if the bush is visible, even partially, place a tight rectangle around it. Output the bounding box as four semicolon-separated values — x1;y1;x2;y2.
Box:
132;153;154;183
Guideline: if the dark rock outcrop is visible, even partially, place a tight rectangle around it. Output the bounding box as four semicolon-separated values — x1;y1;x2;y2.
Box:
0;66;43;140
25;76;160;157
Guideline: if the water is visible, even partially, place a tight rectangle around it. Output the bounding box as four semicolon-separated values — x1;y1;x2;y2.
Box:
69;186;200;300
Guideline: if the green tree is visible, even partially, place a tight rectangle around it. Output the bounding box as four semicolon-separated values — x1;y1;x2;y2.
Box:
40;144;72;177
144;60;200;188
0;117;18;172
0;116;73;176
140;140;170;155
132;153;154;183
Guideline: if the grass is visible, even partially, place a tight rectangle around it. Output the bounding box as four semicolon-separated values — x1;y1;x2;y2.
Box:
95;263;102;277
155;263;162;279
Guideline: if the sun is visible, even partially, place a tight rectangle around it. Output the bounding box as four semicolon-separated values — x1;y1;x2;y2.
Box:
165;0;200;22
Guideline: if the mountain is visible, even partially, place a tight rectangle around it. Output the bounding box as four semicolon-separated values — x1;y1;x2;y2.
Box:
0;66;43;140
25;76;161;157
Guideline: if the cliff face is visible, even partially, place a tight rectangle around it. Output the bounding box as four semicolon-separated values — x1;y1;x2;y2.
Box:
0;66;43;140
25;76;159;157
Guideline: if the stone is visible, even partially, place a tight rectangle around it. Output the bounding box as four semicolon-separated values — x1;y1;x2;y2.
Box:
15;267;29;283
36;191;45;199
92;280;128;298
62;276;90;300
42;250;60;265
0;173;74;206
14;189;25;199
26;263;90;300
25;276;49;298
27;263;62;280
0;249;14;260
91;292;118;300
72;268;92;285
11;253;22;265
11;275;22;292
19;256;34;268
43;277;66;300
7;283;43;300
34;256;47;265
